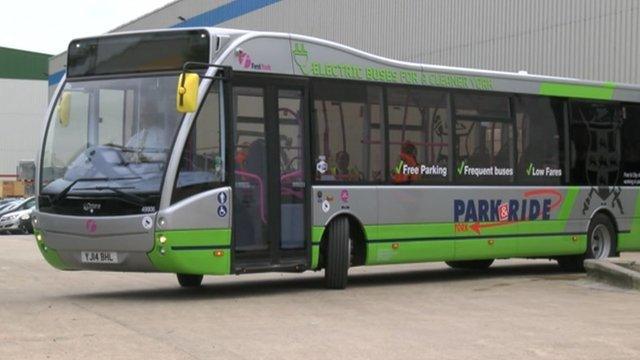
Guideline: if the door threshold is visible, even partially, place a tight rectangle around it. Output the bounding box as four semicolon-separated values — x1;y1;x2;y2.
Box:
234;260;308;274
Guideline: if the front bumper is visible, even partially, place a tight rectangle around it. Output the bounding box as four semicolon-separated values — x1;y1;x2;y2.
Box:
33;211;157;271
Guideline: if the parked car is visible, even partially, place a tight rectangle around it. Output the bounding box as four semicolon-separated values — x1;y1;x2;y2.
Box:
0;198;19;207
0;197;36;234
0;199;21;214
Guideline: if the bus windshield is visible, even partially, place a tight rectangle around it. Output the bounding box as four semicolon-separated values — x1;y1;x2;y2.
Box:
40;75;182;214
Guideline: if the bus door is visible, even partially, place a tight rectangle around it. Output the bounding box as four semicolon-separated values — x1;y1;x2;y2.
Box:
231;76;309;271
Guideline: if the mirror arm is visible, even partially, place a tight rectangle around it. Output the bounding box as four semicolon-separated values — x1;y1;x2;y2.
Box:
181;62;232;81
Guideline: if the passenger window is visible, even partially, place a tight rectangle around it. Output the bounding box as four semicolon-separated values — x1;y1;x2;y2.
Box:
453;92;513;184
387;87;450;184
172;83;224;204
514;96;565;185
569;101;623;186
312;81;383;182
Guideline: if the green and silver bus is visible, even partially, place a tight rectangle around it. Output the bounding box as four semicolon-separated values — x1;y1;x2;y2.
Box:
35;27;640;288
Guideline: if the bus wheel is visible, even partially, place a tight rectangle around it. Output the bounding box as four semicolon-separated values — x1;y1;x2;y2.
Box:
445;259;494;270
176;274;203;288
324;217;350;289
586;214;616;260
557;213;616;272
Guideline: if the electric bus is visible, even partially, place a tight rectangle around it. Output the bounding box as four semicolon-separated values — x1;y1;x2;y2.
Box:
35;27;640;288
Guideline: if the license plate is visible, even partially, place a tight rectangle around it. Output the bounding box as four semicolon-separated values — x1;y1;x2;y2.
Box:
81;251;118;264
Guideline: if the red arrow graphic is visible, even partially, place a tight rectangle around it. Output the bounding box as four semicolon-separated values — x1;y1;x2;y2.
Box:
469;221;515;235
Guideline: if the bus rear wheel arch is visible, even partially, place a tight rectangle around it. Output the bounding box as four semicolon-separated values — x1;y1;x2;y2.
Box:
557;212;617;272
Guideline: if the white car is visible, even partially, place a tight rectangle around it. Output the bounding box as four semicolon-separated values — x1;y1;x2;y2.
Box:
0;198;35;234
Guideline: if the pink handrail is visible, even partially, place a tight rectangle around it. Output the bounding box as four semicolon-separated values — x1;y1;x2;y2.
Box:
235;170;267;224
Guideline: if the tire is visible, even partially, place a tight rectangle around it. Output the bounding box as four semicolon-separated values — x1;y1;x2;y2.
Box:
177;274;203;288
446;259;494;270
324;217;350;289
557;213;616;272
586;214;616;260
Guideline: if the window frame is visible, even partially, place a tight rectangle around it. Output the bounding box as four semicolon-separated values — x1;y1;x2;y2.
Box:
385;84;453;185
170;80;226;204
310;78;386;185
512;94;568;186
567;99;625;186
450;89;515;185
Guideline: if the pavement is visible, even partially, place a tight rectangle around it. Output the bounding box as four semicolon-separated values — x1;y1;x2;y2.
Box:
585;258;640;290
1;234;640;360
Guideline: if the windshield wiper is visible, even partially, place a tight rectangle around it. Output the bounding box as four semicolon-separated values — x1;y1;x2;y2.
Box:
49;177;141;205
104;143;142;153
75;185;147;207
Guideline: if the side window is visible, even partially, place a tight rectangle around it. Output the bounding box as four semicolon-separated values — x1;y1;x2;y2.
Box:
312;81;383;182
569;101;623;186
387;87;450;184
514;96;565;184
621;105;640;185
172;83;224;204
453;93;513;184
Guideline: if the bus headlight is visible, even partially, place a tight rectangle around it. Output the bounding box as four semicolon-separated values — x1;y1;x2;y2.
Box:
36;233;43;242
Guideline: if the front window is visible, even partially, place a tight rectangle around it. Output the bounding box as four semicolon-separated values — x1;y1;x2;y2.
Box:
40;75;182;215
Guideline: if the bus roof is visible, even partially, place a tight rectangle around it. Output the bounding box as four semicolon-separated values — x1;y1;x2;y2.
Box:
71;27;640;102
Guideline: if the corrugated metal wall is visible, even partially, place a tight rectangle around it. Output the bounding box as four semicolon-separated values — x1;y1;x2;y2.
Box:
224;0;639;84
49;0;640;89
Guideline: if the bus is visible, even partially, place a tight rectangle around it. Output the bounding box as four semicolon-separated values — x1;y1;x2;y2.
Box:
35;27;640;289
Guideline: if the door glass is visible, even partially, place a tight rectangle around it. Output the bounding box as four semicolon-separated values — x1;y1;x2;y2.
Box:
278;89;305;249
233;87;268;251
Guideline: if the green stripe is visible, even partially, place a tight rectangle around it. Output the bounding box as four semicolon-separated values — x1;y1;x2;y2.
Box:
558;187;579;221
366;234;585;265
539;82;615;100
367;240;455;265
366;231;585;242
34;230;72;270
311;244;320;269
171;245;230;251
148;228;231;275
156;228;231;247
618;191;640;251
312;226;324;244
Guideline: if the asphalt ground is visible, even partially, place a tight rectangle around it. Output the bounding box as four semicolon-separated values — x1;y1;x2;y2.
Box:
1;234;640;360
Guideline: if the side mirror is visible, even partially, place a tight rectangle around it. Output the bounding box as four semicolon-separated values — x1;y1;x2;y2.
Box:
56;92;71;127
176;73;200;113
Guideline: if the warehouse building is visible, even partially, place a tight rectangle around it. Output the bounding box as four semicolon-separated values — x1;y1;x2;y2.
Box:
49;0;640;96
0;47;50;181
